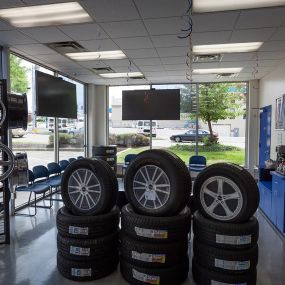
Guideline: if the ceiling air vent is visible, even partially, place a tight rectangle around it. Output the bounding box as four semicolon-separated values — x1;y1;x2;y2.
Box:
216;73;239;79
47;41;86;54
92;67;114;74
128;75;145;80
193;54;222;63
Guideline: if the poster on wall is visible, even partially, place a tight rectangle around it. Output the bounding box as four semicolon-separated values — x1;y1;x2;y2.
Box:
275;95;285;130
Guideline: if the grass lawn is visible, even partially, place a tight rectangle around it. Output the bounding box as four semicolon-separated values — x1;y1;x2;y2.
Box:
117;145;245;166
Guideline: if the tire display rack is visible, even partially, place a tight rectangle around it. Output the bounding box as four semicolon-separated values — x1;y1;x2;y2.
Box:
0;79;10;244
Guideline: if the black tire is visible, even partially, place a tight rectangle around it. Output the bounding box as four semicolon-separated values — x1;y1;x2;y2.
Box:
57;252;118;281
94;155;117;167
193;239;258;274
124;149;191;216
57;230;119;261
192;258;257;285
193;211;259;249
56;206;119;239
61;158;118;215
120;257;189;285
92;145;117;156
193;163;260;223
121;204;191;243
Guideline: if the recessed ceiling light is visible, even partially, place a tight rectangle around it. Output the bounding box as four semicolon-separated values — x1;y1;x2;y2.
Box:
193;0;285;13
99;72;144;78
193;42;263;55
0;2;92;28
193;68;243;74
66;50;126;61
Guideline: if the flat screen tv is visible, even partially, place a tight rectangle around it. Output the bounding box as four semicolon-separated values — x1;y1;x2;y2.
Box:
36;71;77;119
122;89;180;120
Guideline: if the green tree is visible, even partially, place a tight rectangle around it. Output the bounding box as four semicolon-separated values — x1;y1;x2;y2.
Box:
10;54;29;94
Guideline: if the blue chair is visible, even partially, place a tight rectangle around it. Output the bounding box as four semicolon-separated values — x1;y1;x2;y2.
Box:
47;162;62;189
16;170;52;216
69;158;76;163
77;156;84;159
189;155;207;177
59;160;70;172
122;154;137;178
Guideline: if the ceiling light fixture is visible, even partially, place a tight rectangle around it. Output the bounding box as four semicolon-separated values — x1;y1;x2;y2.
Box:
193;68;243;74
193;0;285;13
0;2;92;28
66;50;126;61
193;42;263;55
99;72;144;78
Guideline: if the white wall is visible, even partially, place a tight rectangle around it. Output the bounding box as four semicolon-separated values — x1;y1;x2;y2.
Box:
259;63;285;160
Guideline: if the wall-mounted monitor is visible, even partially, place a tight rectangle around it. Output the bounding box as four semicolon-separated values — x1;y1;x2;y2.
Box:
35;71;77;119
122;89;180;120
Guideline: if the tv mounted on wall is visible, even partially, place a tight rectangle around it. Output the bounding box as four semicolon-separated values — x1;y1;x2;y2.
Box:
35;71;77;119
122;89;180;120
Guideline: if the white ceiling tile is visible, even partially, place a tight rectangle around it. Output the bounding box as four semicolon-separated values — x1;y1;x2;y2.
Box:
114;37;153;49
102;59;132;67
0;20;13;31
21;27;72;43
134;0;187;18
13;44;56;55
157;47;187;57
144;17;184;36
230;28;275;42
259;41;285;51
192;12;239;32
257;51;285;60
58;23;108;41
236;7;285;29
140;65;165;72
111;66;139;73
192;63;221;69
271;27;285;40
133;58;162;66
218;61;250;68
257;59;281;67
60;68;94;76
192;31;232;45
160;57;186;65
167;70;187;76
125;48;158;59
0;30;36;45
164;64;187;71
78;60;108;68
23;0;73;4
222;53;256;61
0;0;24;8
82;0;140;22
100;20;148;38
152;35;188;47
78;39;119;51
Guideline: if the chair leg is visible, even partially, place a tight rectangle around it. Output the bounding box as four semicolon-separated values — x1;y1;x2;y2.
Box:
15;192;37;217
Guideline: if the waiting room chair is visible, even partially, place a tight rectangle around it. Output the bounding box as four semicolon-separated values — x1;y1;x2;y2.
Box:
69;158;76;163
47;162;62;190
122;154;137;179
77;156;84;159
59;160;70;172
189;155;207;179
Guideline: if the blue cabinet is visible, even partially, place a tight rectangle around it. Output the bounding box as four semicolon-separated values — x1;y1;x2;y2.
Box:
258;181;272;219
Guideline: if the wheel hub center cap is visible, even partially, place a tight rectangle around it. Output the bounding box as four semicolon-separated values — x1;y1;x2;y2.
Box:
217;195;223;201
145;190;156;201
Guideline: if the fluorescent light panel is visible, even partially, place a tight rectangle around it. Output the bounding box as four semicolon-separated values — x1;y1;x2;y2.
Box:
99;72;144;78
66;50;126;61
193;42;263;55
193;68;243;74
0;2;92;27
193;0;285;13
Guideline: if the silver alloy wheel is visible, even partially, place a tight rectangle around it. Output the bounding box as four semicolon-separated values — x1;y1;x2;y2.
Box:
67;168;102;211
133;165;171;210
0;143;15;181
0;100;6;127
200;176;243;221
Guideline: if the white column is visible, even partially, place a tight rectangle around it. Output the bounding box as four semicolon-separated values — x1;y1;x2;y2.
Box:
246;80;259;174
87;84;108;156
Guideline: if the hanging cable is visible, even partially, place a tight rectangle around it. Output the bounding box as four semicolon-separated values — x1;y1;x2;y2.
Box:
252;51;259;79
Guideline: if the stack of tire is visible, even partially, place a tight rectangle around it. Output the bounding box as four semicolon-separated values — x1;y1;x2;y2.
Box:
192;163;260;285
56;158;119;281
92;145;117;174
120;150;192;285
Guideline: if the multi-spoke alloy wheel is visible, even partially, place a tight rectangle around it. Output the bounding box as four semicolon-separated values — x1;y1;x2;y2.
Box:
200;176;243;221
68;168;102;212
133;165;171;210
0;143;15;181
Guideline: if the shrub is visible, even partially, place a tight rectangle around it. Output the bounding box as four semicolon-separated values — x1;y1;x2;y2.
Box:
170;143;241;152
202;136;219;146
109;133;149;147
48;133;74;147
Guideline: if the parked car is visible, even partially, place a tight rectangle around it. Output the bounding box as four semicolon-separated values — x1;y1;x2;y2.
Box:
136;120;157;137
12;128;26;138
68;127;84;136
170;129;218;142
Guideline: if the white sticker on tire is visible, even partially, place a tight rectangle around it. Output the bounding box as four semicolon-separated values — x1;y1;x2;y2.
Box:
216;234;252;245
71;268;92;277
132;251;166;263
106;150;115;154
211;281;247;285
70;246;90;256
135;227;168;239
214;258;250;271
68;226;89;236
132;269;160;285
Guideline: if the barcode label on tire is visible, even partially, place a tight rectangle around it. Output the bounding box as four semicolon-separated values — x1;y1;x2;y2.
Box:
132;251;166;263
68;226;89;235
70;246;90;256
215;258;250;271
134;227;168;239
132;269;160;285
216;234;252;245
211;281;247;285
106;150;115;154
71;268;92;277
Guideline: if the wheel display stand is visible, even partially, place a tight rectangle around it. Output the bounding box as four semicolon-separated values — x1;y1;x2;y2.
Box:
0;79;10;244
